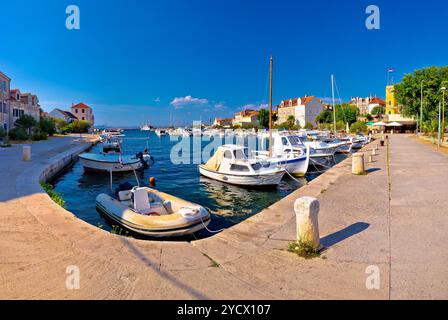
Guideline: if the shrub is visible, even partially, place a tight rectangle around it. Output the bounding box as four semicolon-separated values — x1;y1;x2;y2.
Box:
39;117;56;136
350;121;368;134
304;122;314;130
70;120;91;133
31;132;49;141
8;127;29;141
40;182;66;208
0;127;6;138
15;115;38;136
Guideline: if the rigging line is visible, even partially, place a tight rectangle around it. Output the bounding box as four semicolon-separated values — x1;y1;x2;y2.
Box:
261;62;271;106
333;76;348;124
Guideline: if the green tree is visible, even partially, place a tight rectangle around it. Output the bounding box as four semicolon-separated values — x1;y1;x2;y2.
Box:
257;108;277;128
350;122;367;134
257;109;270;128
316;109;333;124
15;115;38;136
394;66;448;121
70;120;91;133
371;106;384;116
39;117;56;136
316;104;359;127
304;122;314;130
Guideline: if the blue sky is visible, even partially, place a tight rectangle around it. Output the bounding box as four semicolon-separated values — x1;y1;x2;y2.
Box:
1;0;447;126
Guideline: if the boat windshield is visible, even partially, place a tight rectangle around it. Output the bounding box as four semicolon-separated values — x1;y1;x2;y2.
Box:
234;149;248;160
288;136;303;147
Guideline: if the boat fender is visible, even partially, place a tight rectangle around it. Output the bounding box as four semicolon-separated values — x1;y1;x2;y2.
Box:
149;177;156;187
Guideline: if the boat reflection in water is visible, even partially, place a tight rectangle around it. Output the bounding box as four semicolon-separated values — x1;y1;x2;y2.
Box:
198;175;306;229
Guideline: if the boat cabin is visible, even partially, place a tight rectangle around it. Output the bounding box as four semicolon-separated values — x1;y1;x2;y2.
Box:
271;134;306;155
204;145;272;174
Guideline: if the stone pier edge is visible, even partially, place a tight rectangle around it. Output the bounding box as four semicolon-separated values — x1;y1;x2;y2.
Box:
14;138;379;263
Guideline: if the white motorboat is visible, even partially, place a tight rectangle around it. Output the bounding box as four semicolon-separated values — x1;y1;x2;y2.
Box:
198;145;285;187
96;185;211;237
140;124;151;131
79;152;150;172
155;129;167;137
254;133;310;177
299;136;336;167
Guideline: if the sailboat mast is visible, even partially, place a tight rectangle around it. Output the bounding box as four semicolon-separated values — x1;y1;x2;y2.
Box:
331;74;336;135
269;56;273;157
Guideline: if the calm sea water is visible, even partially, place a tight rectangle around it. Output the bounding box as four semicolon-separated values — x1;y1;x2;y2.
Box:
52;129;347;239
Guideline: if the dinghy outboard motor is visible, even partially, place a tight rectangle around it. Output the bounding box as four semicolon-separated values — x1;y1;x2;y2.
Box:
136;151;149;169
115;181;133;196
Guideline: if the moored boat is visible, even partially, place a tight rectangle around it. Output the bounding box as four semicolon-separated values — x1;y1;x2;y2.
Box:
96;185;211;237
79;152;150;172
198;145;285;187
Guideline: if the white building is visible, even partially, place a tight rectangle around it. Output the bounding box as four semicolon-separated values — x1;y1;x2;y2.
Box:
49;108;78;123
277;96;324;128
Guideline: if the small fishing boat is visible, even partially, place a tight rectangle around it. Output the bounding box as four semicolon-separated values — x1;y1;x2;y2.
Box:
102;138;121;153
79;151;150;172
199;145;285;186
140;123;151;131
96;185;211;237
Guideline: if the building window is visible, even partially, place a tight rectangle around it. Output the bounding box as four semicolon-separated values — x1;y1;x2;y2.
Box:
19;110;24;117
82;109;85;113
82;117;85;120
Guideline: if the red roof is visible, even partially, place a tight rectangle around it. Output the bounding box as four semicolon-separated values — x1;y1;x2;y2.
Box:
72;102;91;109
370;98;385;105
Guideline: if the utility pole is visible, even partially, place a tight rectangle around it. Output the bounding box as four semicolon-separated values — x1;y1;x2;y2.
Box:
442;87;446;141
438;102;441;148
420;81;423;135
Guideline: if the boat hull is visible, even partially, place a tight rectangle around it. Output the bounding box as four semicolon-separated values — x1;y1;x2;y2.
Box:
79;155;144;172
199;165;285;186
95;192;211;237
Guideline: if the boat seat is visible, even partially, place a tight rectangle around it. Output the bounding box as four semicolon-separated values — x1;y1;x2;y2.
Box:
132;187;151;214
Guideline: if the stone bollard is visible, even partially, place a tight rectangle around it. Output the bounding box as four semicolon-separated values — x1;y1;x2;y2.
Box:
352;153;365;175
372;148;377;156
369;155;373;163
294;197;320;249
22;146;31;161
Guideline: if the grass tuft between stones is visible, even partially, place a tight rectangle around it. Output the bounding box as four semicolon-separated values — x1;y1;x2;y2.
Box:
288;241;321;259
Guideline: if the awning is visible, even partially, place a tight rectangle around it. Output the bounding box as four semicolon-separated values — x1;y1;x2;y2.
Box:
386;122;403;127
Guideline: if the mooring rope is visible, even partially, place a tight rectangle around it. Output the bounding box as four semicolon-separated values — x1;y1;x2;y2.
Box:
200;216;226;234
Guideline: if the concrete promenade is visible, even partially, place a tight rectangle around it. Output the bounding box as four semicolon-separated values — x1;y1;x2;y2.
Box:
0;135;447;299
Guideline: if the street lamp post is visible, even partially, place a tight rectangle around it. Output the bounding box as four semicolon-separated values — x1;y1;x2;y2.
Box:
438;102;442;147
420;81;423;135
442;87;446;141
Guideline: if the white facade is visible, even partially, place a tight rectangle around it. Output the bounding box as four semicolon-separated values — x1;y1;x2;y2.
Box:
277;96;324;128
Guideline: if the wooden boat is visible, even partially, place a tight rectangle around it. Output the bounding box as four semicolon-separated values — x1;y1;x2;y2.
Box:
96;186;211;237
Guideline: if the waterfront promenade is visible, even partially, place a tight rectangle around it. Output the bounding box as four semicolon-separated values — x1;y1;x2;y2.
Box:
0;135;447;299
